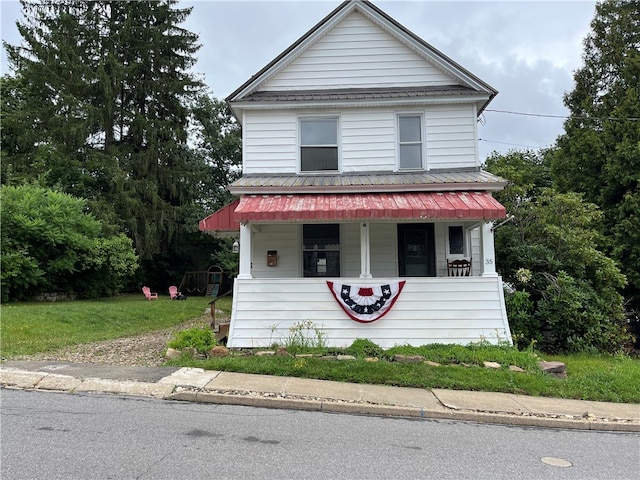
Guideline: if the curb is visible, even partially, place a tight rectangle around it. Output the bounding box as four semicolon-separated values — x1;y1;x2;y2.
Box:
2;367;638;432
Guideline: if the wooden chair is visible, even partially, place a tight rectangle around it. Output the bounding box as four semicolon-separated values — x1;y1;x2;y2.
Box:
447;259;472;277
142;286;158;300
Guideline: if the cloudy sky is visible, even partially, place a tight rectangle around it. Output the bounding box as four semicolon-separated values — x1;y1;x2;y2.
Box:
1;0;597;160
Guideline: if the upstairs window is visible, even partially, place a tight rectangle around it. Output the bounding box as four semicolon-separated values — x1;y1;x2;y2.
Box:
300;117;338;172
398;114;423;170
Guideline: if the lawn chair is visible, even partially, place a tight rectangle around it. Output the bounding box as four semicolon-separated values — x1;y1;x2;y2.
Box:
142;286;158;300
169;285;181;300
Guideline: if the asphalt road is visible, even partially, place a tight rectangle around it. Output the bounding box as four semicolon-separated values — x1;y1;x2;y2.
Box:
2;389;638;480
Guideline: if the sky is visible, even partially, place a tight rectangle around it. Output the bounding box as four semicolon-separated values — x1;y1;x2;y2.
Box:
0;0;597;161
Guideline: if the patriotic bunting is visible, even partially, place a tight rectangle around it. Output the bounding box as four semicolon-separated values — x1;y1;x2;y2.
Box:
326;281;406;323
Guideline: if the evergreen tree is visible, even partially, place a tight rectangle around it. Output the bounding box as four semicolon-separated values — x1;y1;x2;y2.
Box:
550;0;640;306
3;0;204;260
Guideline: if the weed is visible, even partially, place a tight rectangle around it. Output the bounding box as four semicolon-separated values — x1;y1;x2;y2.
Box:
283;320;328;355
345;338;383;358
168;327;216;355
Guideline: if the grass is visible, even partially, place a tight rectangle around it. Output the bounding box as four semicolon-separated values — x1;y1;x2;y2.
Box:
171;348;640;403
2;296;639;403
0;294;231;357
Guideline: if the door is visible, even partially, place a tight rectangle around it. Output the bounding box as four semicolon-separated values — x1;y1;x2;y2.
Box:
398;224;435;277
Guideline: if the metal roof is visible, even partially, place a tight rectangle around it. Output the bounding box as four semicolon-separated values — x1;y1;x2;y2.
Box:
236;86;480;104
198;199;240;236
228;170;508;195
234;191;506;223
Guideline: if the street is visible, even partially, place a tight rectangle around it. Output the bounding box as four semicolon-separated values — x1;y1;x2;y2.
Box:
2;388;638;479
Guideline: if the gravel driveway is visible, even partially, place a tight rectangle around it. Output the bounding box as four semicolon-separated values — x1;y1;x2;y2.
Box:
12;314;219;367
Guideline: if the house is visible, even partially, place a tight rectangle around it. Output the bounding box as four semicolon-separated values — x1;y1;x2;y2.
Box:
199;0;512;348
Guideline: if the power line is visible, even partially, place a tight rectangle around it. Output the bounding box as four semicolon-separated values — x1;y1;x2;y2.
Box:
479;138;547;149
485;109;639;122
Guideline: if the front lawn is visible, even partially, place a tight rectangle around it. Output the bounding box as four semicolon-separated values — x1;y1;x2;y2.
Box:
2;295;638;403
0;294;228;357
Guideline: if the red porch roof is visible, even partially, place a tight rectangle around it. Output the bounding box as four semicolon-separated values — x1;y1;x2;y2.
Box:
234;192;506;223
198;199;240;234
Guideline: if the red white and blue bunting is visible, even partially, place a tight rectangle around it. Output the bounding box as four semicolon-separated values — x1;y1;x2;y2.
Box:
326;281;406;323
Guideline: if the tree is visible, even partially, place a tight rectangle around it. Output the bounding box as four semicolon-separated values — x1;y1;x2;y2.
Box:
486;151;630;353
0;184;139;301
550;0;640;308
2;0;205;261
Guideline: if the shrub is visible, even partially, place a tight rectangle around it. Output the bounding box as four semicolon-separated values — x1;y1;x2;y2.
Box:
0;184;138;301
345;338;383;358
168;327;216;355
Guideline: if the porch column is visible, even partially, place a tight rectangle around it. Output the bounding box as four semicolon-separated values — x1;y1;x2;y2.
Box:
359;222;372;279
481;222;497;277
237;222;253;279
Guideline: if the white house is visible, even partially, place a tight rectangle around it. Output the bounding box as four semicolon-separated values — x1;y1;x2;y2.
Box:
199;0;512;348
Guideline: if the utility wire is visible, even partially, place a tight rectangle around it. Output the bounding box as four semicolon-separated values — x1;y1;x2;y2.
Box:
485;109;639;122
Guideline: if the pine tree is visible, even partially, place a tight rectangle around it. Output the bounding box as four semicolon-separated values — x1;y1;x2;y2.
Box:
3;0;205;260
551;0;640;305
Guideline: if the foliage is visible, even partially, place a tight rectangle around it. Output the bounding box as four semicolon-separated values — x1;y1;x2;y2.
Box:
1;1;226;266
485;151;630;353
0;294;215;357
282;320;328;355
0;184;139;301
344;338;384;358
168;327;216;355
550;0;640;309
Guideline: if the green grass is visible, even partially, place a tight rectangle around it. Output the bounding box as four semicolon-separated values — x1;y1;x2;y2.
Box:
174;352;640;403
1;294;230;357
2;296;639;403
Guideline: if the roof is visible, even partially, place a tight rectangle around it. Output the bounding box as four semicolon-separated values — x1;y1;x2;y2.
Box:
198;199;240;237
234;85;482;105
234;192;506;224
226;1;497;113
228;170;508;195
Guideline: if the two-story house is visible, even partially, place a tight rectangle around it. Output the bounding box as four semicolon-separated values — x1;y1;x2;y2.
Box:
199;0;512;348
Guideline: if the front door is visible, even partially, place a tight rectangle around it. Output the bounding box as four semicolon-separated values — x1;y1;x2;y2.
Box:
398;224;435;277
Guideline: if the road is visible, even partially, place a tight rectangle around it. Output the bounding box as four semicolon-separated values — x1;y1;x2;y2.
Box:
1;389;638;479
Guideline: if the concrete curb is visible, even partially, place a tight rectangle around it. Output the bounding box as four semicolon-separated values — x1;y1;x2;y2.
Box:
2;365;638;432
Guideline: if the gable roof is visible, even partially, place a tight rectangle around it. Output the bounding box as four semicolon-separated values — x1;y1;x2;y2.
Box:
227;1;497;113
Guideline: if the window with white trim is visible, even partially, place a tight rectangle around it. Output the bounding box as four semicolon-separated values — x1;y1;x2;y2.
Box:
300;117;338;172
302;224;341;277
398;114;423;170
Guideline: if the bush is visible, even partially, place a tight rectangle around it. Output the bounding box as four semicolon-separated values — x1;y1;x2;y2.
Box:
345;338;383;358
168;327;216;355
0;184;138;301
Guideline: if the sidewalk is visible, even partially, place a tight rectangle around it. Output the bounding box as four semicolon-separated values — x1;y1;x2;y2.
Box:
1;360;638;432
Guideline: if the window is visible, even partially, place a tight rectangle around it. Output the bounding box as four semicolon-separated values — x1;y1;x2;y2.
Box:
303;224;340;277
448;226;464;255
300;117;338;172
398;114;423;169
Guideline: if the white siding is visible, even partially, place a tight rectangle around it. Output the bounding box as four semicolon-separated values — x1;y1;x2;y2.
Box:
426;105;478;169
228;277;511;348
341;111;395;172
250;224;300;278
242;106;479;174
243;111;298;174
262;12;455;91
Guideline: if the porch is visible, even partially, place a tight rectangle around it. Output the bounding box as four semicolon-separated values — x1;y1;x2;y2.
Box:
227;276;511;348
